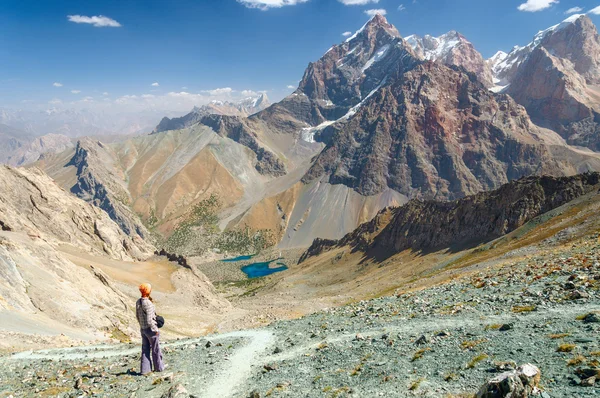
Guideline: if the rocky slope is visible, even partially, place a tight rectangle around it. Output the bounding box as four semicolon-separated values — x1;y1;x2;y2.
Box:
0;165;232;352
154;93;271;133
2;227;599;397
301;173;600;262
65;139;150;240
0;166;153;345
406;31;494;87
0;165;152;260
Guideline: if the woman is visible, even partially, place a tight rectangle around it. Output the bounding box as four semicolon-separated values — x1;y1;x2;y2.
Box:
136;283;165;375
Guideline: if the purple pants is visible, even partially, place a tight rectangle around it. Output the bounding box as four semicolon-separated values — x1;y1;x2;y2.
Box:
140;328;164;374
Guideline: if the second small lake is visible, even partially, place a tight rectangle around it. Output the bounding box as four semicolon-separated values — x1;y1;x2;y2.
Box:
220;255;255;262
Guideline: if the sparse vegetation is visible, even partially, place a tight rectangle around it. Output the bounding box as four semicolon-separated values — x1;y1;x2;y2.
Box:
466;353;488;369
567;354;586;366
408;377;425;391
549;333;570;339
557;343;576;353
444;372;458;382
484;324;502;330
164;194;275;256
461;339;486;350
411;347;431;362
512;305;536;313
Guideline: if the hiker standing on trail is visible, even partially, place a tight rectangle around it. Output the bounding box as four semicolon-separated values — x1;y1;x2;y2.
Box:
136;283;165;375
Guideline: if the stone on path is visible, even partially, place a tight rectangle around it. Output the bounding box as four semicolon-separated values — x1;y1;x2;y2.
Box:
161;384;191;398
476;363;541;398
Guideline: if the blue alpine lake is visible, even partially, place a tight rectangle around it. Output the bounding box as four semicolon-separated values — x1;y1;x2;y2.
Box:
241;259;288;278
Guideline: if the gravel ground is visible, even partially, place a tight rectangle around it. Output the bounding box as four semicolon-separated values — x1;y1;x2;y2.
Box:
1;237;599;397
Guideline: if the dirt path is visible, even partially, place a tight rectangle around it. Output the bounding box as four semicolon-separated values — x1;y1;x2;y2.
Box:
198;330;274;398
9;329;275;398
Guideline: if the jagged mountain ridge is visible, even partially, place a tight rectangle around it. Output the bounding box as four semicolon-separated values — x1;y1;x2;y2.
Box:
293;15;600;200
504;14;600;151
405;31;493;87
154;93;271;134
300;172;600;262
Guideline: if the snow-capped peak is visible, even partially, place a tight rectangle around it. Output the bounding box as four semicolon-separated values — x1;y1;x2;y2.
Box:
406;31;466;61
489;13;587;87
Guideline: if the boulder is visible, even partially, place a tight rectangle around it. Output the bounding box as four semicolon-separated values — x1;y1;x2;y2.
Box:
476;363;541;398
161;384;190;398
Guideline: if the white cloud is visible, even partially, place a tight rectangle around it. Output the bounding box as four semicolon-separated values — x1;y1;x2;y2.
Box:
52;82;63;87
565;6;583;14
181;86;188;90
203;87;233;96
71;90;81;94
54;87;266;114
48;98;62;105
364;8;387;16
102;92;109;96
342;31;352;37
338;0;379;5
517;0;559;12
241;89;259;97
398;4;406;11
287;85;296;89
67;15;122;27
236;0;309;10
151;82;159;87
589;5;600;14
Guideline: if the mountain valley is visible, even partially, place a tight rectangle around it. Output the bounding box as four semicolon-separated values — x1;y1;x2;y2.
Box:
2;9;600;398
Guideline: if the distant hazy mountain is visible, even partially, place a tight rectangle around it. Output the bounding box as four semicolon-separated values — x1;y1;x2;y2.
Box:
154;93;271;133
0;107;170;138
0;124;72;166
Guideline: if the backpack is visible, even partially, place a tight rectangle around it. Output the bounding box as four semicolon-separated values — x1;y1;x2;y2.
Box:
156;315;165;329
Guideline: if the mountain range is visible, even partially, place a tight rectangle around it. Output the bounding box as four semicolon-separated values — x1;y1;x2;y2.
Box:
34;13;600;250
2;10;600;369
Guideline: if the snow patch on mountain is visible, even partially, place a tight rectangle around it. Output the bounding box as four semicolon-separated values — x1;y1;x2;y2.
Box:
361;44;391;72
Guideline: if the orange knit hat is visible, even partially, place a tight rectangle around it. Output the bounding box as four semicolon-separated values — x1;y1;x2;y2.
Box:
139;283;152;297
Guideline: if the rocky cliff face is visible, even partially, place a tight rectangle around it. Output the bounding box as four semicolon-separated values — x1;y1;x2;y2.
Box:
500;15;600;150
66;139;151;240
155;93;271;133
199;114;287;176
300;172;600;262
302;59;589;199
406;31;493;87
0;166;153;260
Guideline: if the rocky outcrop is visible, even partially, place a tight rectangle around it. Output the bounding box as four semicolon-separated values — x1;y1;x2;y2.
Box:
406;31;493;87
155;249;190;269
67;139;150;240
155;93;271;133
0;165;153;260
199;114;286;176
477;364;541;398
300;173;600;262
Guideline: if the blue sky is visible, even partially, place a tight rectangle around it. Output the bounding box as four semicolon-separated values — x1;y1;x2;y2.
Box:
1;0;599;112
